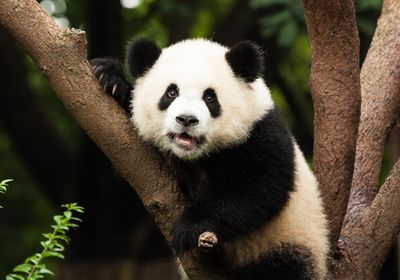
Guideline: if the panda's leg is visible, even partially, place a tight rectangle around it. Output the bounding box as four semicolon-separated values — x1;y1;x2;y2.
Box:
232;244;316;280
90;58;133;113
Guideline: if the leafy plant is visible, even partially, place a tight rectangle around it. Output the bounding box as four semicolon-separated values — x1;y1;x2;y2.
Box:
6;203;84;280
0;179;12;208
250;0;305;47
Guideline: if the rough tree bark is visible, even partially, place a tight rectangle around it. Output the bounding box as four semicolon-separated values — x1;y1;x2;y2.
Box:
0;0;223;279
303;0;400;279
344;0;400;225
302;0;361;247
337;0;400;278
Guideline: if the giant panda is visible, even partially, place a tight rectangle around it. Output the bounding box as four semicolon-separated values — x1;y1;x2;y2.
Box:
91;38;329;280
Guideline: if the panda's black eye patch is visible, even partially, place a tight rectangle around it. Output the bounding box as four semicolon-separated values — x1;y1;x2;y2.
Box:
203;88;221;118
159;83;179;111
203;89;216;103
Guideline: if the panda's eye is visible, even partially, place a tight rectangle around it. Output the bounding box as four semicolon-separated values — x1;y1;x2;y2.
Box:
165;84;179;98
167;89;179;98
203;88;216;103
204;94;215;103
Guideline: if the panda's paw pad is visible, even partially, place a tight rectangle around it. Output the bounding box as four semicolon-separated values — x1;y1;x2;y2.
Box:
90;58;131;100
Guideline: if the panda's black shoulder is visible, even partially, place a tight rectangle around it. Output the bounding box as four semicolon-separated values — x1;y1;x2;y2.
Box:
204;105;295;194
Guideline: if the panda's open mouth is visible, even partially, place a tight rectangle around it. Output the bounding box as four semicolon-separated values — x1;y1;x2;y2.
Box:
169;132;204;150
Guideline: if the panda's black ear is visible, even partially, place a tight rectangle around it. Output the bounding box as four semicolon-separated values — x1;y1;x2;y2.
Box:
126;38;161;77
225;41;264;83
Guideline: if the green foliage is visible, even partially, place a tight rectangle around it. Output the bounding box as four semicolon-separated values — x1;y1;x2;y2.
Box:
250;0;304;47
355;0;382;36
0;179;12;208
0;179;11;194
6;203;84;280
252;0;382;47
0;127;57;277
190;0;234;38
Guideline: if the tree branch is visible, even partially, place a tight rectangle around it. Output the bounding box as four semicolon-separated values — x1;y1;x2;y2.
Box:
0;0;224;279
334;159;400;279
301;0;361;248
344;0;400;226
334;1;400;278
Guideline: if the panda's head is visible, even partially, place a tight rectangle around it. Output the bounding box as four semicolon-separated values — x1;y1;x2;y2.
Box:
127;38;274;160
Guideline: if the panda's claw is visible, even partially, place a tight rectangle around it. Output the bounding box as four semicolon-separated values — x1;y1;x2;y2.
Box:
99;73;105;84
89;58;133;112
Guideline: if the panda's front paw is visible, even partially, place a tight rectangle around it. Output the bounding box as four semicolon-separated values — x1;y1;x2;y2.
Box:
171;211;215;255
90;58;133;111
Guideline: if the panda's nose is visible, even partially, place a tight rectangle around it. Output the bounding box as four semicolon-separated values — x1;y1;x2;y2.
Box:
176;115;199;127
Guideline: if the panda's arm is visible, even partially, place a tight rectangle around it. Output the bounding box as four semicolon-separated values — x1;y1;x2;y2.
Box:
171;187;286;255
172;159;293;254
90;58;133;113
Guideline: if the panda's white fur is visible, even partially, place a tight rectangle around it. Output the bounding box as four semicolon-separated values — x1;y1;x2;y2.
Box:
131;39;274;159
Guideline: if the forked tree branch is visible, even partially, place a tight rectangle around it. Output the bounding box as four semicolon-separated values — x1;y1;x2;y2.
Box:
336;0;400;278
0;0;223;279
343;0;400;227
302;0;361;248
335;159;400;279
303;0;400;278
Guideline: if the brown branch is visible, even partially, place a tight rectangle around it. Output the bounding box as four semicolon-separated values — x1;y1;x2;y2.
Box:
334;1;400;278
301;0;361;248
0;0;224;279
334;160;400;279
344;0;400;226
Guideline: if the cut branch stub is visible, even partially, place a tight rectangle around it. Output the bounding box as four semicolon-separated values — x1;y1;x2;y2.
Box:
198;231;219;252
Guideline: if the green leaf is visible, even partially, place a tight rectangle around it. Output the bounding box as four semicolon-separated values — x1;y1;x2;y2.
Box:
7;274;24;280
12;263;32;273
42;251;64;259
0;179;13;186
63;211;72;218
38;267;54;275
53;215;62;224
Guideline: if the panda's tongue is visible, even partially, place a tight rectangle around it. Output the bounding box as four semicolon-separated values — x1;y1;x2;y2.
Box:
174;133;196;150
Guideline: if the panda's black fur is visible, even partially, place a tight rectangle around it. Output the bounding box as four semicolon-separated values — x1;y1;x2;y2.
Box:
169;106;294;253
91;38;328;280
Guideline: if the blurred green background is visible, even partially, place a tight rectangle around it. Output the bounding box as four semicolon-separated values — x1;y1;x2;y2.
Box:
0;0;397;279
